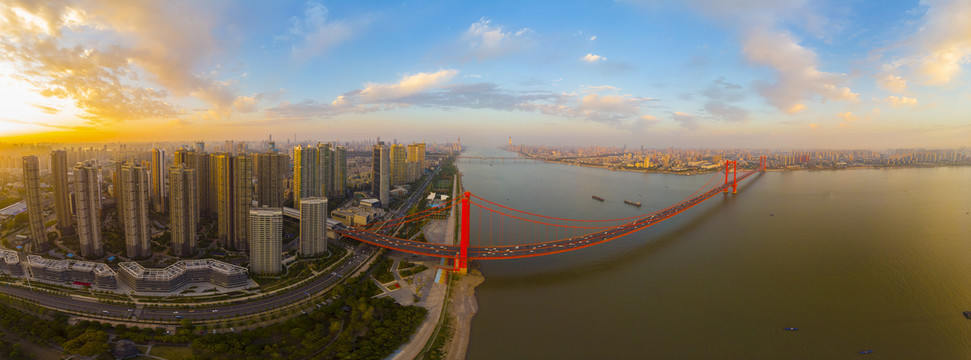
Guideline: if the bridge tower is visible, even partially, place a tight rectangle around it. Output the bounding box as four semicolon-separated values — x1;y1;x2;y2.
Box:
724;160;738;194
455;191;470;274
759;156;766;173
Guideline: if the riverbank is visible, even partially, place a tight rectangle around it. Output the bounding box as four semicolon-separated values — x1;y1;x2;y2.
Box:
444;269;484;360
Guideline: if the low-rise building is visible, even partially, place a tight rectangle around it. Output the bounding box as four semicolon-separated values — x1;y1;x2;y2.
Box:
331;205;384;227
116;259;248;293
26;255;117;289
0;249;23;276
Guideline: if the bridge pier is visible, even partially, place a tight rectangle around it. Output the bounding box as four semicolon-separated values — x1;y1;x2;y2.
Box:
454;191;470;274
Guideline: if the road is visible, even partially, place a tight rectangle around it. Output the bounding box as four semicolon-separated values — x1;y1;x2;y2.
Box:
0;246;376;322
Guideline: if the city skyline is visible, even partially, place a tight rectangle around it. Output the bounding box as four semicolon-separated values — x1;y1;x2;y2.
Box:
0;1;969;148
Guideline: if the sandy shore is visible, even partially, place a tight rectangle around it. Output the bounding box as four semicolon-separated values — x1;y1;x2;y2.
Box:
444;269;484;360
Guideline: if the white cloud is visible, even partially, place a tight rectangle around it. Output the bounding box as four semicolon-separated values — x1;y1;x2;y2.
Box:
912;0;971;84
582;53;606;63
884;96;918;107
461;18;533;61
627;0;858;114
877;74;908;93
359;70;458;101
837;111;858;122
743;27;858;113
282;2;364;62
590;35;597;41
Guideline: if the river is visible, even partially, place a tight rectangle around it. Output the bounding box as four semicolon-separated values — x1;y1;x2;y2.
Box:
459;146;971;359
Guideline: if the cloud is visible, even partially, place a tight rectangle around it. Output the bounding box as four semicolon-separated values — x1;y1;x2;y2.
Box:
809;123;820;129
359;69;458;101
837;111;858;122
911;0;971;84
266;75;657;129
581;85;619;92
280;2;363;62
884;96;918;107
581;53;606;63
461;18;533;61
0;1;248;122
704;101;749;122
672;112;699;130
743;27;858;113
701;77;746;102
876;74;908;93
627;0;858;114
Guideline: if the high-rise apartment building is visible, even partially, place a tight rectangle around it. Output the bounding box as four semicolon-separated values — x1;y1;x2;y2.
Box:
255;152;285;208
174;149;211;217
169;165;197;257
317;143;333;199
120;163;152;259
74;162;103;258
299;197;328;257
21;156;47;252
293;146;319;209
332;146;347;199
380;144;390;207
150;148;166;213
249;207;282;275
50;150;74;234
390;144;407;185
215;153;252;251
371;142;390;207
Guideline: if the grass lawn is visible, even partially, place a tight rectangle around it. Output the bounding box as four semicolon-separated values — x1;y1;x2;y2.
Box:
150;345;194;359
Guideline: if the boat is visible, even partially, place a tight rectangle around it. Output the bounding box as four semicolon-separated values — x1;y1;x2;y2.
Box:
963;311;971;319
624;200;642;207
592;195;605;202
859;350;873;354
783;328;798;331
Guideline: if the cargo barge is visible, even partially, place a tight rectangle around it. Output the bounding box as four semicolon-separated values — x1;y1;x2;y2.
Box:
624;200;642;207
592;195;605;201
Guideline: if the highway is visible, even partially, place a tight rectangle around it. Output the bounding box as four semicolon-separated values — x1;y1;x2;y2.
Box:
0;246;376;322
336;168;763;260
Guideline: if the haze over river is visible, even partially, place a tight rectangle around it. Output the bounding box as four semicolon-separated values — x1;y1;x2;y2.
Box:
459;147;971;359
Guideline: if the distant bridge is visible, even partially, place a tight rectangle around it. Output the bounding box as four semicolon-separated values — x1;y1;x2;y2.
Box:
458;156;541;163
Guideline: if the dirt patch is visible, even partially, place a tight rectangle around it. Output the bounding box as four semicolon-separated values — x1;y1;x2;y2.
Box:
444;269;484;360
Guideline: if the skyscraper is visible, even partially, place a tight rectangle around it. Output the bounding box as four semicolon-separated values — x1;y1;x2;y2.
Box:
21;156;47;252
120;163;151;259
317;143;333;199
249;207;282;275
371;142;390;207
293;146;319;209
332;146;347;199
380;144;390;207
174;149;211;217
255;152;285;208
215;153;252;251
50;150;74;234
169;165;197;257
299;197;327;257
390;144;407;185
74;161;103;258
150;148;166;213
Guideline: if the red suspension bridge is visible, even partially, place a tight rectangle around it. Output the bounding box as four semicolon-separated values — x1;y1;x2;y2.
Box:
334;158;766;274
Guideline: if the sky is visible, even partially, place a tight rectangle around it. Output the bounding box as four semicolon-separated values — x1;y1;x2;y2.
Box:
0;0;969;148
